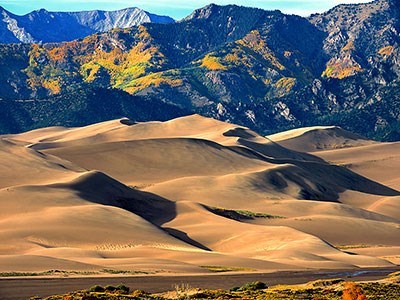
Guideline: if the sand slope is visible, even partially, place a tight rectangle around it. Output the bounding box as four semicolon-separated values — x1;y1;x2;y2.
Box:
267;126;374;152
1;115;399;273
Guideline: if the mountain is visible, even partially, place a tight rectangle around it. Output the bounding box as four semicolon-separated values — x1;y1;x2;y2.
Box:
0;86;189;134
0;0;398;141
0;6;174;44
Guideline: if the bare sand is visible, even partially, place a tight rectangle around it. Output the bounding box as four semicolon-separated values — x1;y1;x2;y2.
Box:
1;115;399;279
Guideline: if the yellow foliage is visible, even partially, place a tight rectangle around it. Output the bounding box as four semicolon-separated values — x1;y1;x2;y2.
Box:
26;25;168;94
26;77;41;90
137;25;151;40
341;40;355;53
123;72;183;94
378;45;394;56
78;36;164;87
28;44;46;66
80;62;101;82
284;51;292;58
42;78;61;94
201;54;227;71
224;52;241;63
238;30;285;71
275;77;296;96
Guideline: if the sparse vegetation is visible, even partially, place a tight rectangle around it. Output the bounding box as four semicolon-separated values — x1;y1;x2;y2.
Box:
206;206;285;221
29;278;400;299
275;77;297;96
200;266;251;272
0;269;150;277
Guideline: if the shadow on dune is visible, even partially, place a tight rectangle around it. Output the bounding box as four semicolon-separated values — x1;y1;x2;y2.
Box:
48;171;219;250
227;137;400;202
164;228;212;251
50;171;177;226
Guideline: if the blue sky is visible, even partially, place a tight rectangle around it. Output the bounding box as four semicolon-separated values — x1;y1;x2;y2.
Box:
0;0;372;19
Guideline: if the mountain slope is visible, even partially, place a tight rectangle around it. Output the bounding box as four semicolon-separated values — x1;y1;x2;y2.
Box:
0;86;189;134
0;6;174;44
0;0;398;141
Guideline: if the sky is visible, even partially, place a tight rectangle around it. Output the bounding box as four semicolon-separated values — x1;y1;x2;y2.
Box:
0;0;373;19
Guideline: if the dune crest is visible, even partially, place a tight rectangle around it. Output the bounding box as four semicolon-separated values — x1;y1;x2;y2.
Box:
267;126;375;152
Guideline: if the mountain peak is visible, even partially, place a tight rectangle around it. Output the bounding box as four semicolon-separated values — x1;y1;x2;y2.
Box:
31;8;50;15
0;7;174;44
183;4;266;22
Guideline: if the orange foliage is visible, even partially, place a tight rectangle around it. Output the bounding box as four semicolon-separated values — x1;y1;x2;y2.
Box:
284;51;292;58
378;45;394;56
47;47;66;61
46;41;81;62
341;40;355;53
342;282;368;300
322;57;362;79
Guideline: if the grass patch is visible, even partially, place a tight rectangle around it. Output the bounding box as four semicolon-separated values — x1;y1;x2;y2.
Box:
205;206;285;221
0;269;150;277
336;244;386;250
200;266;251;272
0;272;41;277
0;270;98;277
101;269;150;275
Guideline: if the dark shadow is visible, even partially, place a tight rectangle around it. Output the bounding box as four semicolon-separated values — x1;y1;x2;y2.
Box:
120;118;137;126
223;128;258;139
164;228;211;251
49;171;177;226
225;137;400;201
49;171;215;252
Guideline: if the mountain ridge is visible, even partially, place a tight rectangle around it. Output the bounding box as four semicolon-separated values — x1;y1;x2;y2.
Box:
0;0;398;141
0;6;174;44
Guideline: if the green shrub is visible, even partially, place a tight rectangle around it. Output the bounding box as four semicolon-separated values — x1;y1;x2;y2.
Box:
90;285;104;292
116;284;130;294
240;281;268;291
104;285;117;292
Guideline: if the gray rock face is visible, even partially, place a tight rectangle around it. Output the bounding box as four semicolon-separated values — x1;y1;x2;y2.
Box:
0;6;174;44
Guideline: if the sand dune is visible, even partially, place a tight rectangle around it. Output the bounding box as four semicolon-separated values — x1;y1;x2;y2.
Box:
163;201;392;269
44;138;269;186
0;139;83;188
0;115;399;274
267;126;374;152
315;142;400;190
